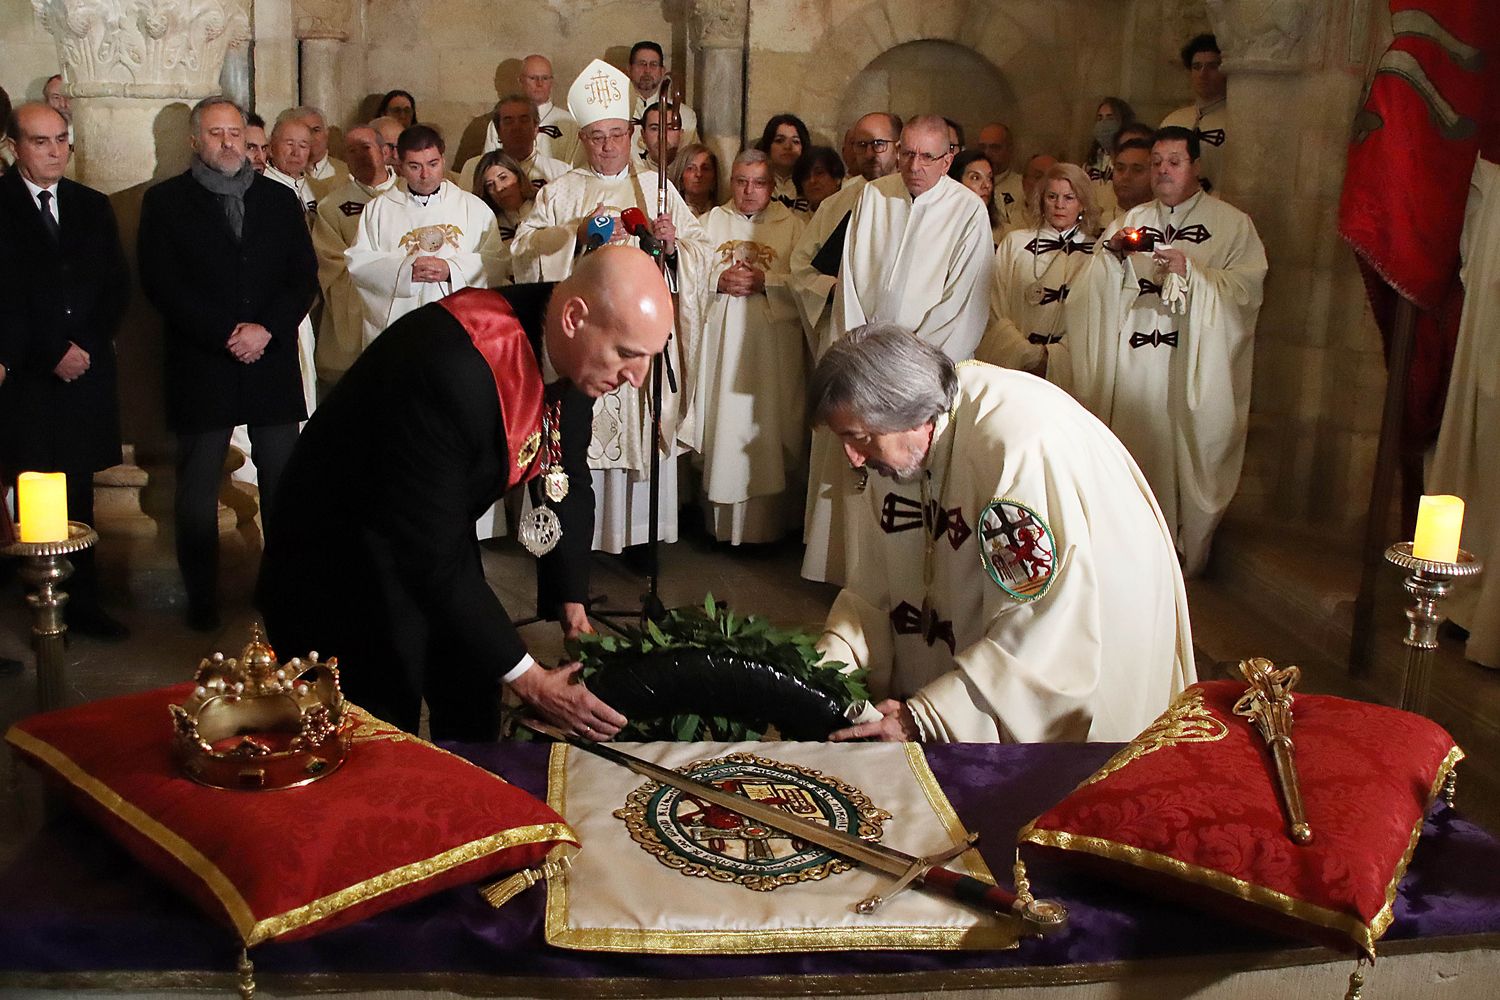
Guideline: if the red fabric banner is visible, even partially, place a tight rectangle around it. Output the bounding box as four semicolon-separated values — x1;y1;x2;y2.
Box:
1339;0;1490;309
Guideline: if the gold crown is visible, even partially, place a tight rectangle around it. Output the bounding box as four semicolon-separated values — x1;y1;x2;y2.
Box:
169;623;352;790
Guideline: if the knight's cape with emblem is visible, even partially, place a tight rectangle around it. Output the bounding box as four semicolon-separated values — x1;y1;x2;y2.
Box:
817;363;1195;743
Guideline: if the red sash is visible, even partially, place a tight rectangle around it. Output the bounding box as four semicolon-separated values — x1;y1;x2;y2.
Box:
436;288;545;490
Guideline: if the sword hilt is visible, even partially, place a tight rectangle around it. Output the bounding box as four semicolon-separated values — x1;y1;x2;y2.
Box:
923;868;1069;935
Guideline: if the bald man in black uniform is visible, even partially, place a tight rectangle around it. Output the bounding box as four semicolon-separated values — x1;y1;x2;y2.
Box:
258;247;672;740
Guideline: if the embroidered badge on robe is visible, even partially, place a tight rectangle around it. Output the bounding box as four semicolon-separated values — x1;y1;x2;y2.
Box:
978;499;1056;601
516;430;541;471
715;239;777;270
399;223;463;254
613;752;891;892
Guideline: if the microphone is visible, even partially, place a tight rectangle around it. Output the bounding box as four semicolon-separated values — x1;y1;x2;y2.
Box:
620;207;662;257
583;214;614;252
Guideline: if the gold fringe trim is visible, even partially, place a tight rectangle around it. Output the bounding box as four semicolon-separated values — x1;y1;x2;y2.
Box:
5;720;577;947
481;855;573;909
1019;744;1465;959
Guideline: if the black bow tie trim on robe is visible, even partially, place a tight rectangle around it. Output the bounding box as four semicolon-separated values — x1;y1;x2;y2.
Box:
1023;233;1093;256
889;601;957;654
879;493;972;549
1196;127;1226;146
1136;223;1213;246
1130;330;1180;349
1027;333;1065;345
1137;277;1164;297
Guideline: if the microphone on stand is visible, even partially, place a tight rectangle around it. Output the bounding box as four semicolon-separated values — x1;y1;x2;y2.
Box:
619;207;662;257
583;214;614;253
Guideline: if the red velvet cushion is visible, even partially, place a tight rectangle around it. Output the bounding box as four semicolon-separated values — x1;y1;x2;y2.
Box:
5;683;575;946
1019;681;1462;957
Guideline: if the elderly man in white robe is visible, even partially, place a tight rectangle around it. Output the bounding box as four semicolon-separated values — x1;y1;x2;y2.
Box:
976;162;1098;382
512;58;711;555
259;115;319;417
696;151;807;544
310;124;396;393
1067;126;1266;577
791;110;901;584
975;122;1024;228
814;326;1195;743
292;106;349;202
346;125;505;351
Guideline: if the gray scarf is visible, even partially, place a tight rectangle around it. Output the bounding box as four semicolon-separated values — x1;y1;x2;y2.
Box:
190;156;255;239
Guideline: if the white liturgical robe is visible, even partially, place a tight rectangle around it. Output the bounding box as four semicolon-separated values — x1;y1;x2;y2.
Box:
976;222;1095;379
511;164;712;551
789;175;867;585
696;202;807;544
1161;99;1228;195
311;168;397;384
345;179;506;349
1067;190;1266;576
817;363;1195;743
259;165;319;417
1428;157;1500;668
993;168;1024;228
834;172;994;360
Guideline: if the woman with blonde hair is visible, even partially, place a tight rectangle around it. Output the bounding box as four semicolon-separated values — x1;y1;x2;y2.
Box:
668;142;719;218
975;162;1098;381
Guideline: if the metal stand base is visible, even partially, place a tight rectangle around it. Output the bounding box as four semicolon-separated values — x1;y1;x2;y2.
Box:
1384;542;1484;715
2;521;99;711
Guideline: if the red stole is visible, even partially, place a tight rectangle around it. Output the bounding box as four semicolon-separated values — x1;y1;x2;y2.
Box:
436;288;545;490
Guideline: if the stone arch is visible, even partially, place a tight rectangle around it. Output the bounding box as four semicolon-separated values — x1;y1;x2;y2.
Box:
788;0;1098;163
835;40;1016;151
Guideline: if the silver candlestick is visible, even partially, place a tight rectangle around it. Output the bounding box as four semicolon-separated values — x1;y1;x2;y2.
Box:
1384;542;1484;715
2;521;98;711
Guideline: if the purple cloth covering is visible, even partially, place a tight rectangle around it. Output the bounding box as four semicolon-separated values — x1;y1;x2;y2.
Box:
2;742;1498;981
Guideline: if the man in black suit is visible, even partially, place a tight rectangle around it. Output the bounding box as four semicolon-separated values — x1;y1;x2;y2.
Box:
138;96;318;631
0;102;130;639
258;247;670;740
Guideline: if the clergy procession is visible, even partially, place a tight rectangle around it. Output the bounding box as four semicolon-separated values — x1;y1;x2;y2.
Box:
7;7;1500;992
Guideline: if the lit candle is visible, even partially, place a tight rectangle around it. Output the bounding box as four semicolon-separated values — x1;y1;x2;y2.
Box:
1412;494;1464;563
18;471;69;543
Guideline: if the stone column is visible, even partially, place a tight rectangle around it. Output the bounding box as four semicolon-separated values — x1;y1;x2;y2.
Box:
32;0;252;195
294;0;353;117
1202;0;1383;539
691;0;749;201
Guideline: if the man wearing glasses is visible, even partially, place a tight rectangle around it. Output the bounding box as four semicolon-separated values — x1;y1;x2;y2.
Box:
834;115;993;362
512;54;578;164
512;58;712;556
791;110;903;586
1160;33;1228;193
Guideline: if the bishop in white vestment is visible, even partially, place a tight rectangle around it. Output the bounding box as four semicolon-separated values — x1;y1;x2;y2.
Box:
695;153;808;544
511;58;712;553
346;129;505;350
1067;129;1266;576
813;330;1195;744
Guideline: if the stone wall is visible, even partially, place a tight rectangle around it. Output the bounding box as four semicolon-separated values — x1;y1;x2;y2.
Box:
0;0;66;102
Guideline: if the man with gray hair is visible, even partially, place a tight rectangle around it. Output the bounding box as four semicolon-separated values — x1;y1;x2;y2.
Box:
138;95;318;630
813;325;1195;744
289;105;348;201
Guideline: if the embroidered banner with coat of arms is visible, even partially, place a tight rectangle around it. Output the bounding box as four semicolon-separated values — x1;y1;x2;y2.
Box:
542;740;1019;954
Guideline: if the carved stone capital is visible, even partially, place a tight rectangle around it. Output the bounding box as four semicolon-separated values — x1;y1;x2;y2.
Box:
1205;0;1324;73
293;0;353;41
692;0;748;49
32;0;251;99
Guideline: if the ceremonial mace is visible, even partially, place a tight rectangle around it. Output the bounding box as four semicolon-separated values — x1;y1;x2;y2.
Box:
526;720;1069;935
3;521;98;711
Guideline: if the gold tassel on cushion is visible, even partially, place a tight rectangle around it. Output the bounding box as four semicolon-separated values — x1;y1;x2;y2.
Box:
1343;955;1368;1000
481;856;572;909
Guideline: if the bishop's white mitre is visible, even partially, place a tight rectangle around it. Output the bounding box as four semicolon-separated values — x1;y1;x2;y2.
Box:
568;58;633;129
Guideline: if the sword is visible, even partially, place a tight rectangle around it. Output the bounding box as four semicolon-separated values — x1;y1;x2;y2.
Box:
524;721;1068;935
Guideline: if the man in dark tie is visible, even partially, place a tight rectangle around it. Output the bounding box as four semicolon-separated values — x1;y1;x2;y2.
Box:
0;102;131;639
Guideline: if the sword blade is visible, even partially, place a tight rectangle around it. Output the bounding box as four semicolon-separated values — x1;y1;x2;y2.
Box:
529;720;915;875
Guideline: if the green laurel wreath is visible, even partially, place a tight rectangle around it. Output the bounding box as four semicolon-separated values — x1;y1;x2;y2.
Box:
562;594;869;742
